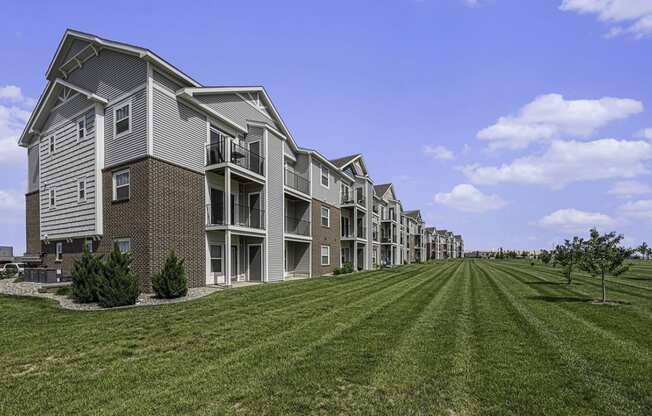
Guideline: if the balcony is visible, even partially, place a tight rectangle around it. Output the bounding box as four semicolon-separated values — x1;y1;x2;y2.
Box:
285;169;310;195
205;138;264;176
340;191;353;205
285;216;311;236
357;226;367;239
206;203;265;230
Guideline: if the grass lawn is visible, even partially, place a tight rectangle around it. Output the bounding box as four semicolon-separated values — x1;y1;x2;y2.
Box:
1;260;651;415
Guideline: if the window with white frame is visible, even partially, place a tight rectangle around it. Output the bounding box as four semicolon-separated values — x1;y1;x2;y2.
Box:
84;239;93;253
113;170;130;201
114;102;131;137
210;245;223;273
320;165;329;188
114;238;131;253
49;135;56;154
55;242;63;262
78;178;86;202
321;206;330;227
49;188;56;209
77;117;86;141
320;245;330;266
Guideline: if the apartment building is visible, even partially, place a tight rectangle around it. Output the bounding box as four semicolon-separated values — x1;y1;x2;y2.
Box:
402;210;425;263
19;30;463;290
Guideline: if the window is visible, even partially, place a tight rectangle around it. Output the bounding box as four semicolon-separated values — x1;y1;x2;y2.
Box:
320;165;329;188
78;179;86;202
114;238;131;253
49;188;56;209
113;170;130;201
321;206;330;227
210;245;223;273
49;136;55;154
114;102;131;137
55;242;63;262
84;239;93;253
320;245;330;266
77;117;86;141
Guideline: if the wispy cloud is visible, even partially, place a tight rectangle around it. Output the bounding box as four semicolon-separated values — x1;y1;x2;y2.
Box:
0;85;34;165
560;0;652;39
423;144;454;160
477;93;643;150
461;138;652;188
539;208;616;232
434;184;507;213
608;180;652;197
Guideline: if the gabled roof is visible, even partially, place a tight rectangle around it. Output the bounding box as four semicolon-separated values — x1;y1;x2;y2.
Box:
329;154;360;168
18;78;109;146
374;183;392;197
47;29;200;87
403;210;423;222
425;227;436;233
436;229;449;235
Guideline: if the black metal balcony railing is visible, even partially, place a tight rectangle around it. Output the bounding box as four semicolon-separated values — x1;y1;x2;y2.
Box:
205;203;265;229
205;138;265;176
206;141;226;165
356;196;367;207
231;141;264;176
285;216;311;236
285;169;310;194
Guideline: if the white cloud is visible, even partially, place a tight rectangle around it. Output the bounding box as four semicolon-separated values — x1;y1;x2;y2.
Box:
539;208;616;231
423;144;454;160
620;199;652;221
477;94;643;149
434;184;507;213
0;189;24;225
560;0;652;38
608;180;652;197
461;138;652;188
0;85;33;165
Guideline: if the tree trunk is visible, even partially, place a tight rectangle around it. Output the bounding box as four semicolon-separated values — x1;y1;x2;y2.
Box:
601;271;606;303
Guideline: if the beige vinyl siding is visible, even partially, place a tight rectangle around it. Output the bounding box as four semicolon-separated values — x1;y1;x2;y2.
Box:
39;109;97;239
104;88;148;167
67;49;147;101
152;88;207;172
267;129;284;281
27;145;39;193
196;93;277;130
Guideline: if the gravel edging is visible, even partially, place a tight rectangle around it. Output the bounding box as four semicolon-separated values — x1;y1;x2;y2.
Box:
0;278;222;311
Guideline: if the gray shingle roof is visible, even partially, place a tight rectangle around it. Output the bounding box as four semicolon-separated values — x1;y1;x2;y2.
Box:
329;154;360;168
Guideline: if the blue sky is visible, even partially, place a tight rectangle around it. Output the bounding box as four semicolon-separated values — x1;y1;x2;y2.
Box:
1;0;652;253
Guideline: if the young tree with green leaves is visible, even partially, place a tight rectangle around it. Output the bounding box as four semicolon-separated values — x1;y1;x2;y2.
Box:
152;251;188;299
96;244;140;308
638;242;649;260
579;228;633;303
552;236;583;285
539;249;552;265
71;247;103;303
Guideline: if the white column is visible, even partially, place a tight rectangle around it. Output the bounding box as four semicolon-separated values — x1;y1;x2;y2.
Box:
225;166;232;286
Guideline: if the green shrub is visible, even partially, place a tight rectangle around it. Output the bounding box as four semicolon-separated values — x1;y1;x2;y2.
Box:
333;268;342;275
342;262;354;274
152;251;188;299
96;245;140;308
71;248;103;303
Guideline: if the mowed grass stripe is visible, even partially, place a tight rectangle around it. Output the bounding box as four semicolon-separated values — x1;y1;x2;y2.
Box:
492;265;652;350
481;261;652;415
469;261;595;415
364;261;467;415
1;265;437;415
106;262;462;415
220;261;466;415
